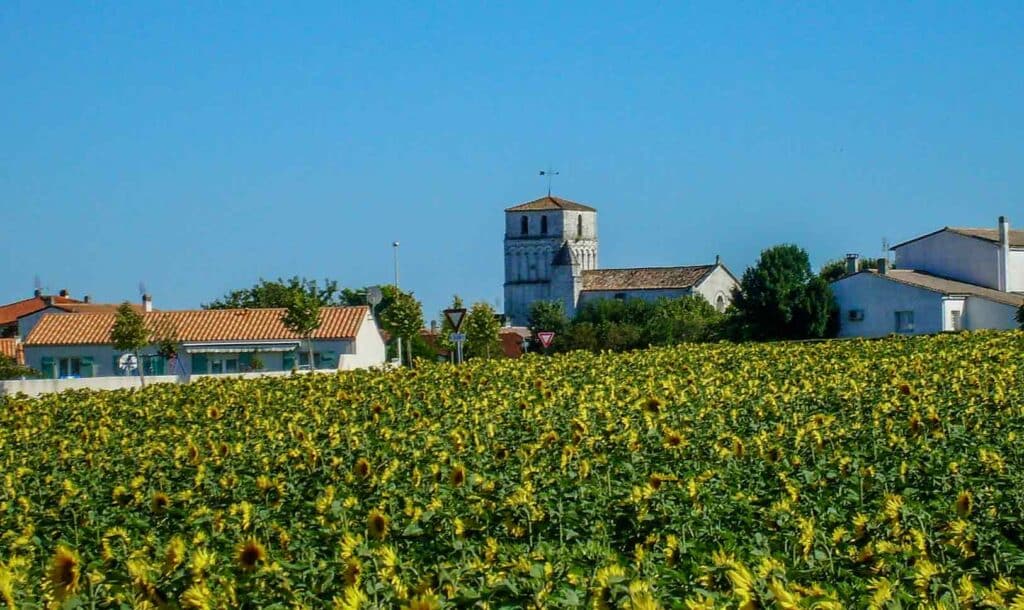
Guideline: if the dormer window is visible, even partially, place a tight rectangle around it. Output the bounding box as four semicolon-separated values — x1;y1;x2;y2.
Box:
541;215;548;235
577;214;583;238
520;216;528;235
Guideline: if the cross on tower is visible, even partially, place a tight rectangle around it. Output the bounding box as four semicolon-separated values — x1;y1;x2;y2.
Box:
539;167;559;196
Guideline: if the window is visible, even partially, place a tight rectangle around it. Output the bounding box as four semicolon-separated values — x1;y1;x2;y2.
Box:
848;309;865;321
577;214;583;238
614;292;627;300
895;310;915;333
541;215;548;235
520;216;528;235
299;351;326;369
208;356;239;374
59;357;81;378
951;310;963;331
716;294;726;313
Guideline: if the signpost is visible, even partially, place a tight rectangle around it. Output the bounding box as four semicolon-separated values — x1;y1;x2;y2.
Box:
118;353;138;375
537;331;556;350
444;308;468;364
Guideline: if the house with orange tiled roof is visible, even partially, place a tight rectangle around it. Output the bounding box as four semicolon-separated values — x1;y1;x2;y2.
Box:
22;305;385;379
0;289;85;337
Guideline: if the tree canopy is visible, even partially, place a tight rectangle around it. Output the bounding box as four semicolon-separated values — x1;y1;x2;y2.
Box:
0;354;37;380
281;289;323;368
204;277;343;309
731;244;838;341
378;290;425;366
463;302;502;359
111;302;149;384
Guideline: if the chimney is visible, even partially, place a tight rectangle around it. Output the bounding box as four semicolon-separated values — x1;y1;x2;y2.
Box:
845;253;860;275
33;289;42;298
59;289;69;297
715;254;721;266
142;293;153;313
998;216;1010;291
84;295;92;303
430;320;437;333
877;258;889;275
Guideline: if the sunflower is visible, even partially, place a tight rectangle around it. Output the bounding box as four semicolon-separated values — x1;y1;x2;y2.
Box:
151;491;171;513
643;398;661;414
236;538;266;571
450;465;466;487
955;490;973;517
403;593;441;610
49;546;81;601
368;509;390;540
353;458;372;480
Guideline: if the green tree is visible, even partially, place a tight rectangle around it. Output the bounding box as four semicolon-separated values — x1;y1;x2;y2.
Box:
527;300;569;352
111;302;149;386
732;244;838;341
820;257;879;283
379;291;424;367
463;302;502;359
0;354;37;380
204;277;343;309
643;295;724;345
281;289;322;370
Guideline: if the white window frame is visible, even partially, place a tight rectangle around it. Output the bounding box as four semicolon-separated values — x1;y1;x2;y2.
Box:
59;357;82;378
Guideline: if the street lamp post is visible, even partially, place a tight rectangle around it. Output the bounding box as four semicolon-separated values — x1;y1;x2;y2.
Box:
393;241;402;366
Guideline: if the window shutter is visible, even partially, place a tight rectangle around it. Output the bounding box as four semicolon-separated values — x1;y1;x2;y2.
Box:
80;356;94;378
191;354;208;375
239;352;252;371
153;356;165;375
41;357;55;379
113;355;121;376
320;351;336;369
282;351;296;371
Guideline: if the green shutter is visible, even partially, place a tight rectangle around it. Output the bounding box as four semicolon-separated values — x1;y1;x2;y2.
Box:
152;356;165;375
113;355;121;376
80;356;94;378
282;351;296;372
191;354;208;375
41;357;56;379
239;352;252;371
320;351;336;369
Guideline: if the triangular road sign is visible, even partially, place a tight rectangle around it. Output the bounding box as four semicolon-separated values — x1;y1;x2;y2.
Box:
443;308;467;332
537;331;555;348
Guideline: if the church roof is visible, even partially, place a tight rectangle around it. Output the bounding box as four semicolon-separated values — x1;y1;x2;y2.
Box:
581;265;716;291
505;195;596;213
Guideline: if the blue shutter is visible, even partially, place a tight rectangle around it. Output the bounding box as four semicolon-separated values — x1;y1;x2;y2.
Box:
191;354;208;375
80;356;94;378
41;357;55;379
239;352;252;371
112;355;121;376
282;351;296;372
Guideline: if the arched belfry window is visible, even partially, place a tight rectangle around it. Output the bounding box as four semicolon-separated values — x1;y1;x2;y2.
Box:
520;216;528;235
541;215;548;235
577;214;583;238
716;294;726;313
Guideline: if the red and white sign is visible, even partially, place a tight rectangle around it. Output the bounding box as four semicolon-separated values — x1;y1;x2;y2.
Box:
537;331;555;348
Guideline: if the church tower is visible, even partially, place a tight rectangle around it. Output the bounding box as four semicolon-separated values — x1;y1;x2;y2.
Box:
503;196;598;326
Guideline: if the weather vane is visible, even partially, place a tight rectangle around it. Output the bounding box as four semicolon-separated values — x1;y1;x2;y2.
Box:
539;167;559;196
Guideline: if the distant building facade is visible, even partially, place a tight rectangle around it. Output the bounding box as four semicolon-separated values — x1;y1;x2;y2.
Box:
503;195;739;325
832;217;1024;337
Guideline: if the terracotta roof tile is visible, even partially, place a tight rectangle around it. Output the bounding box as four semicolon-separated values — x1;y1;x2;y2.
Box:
0;338;23;364
505;195;596;212
25;306;370;346
581;265;715;291
0;295;82;326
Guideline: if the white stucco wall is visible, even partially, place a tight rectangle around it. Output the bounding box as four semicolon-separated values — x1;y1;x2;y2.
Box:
941;297;966;331
831;273;945;338
893;232;1001;289
350;312;386;367
694;266;741;312
1008;249;1024;292
963;297;1019;330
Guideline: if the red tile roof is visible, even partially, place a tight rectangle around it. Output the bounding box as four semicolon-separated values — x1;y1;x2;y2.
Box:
505;195;597;213
0;338;23;364
24;306;370;346
581;265;715;291
0;295;82;326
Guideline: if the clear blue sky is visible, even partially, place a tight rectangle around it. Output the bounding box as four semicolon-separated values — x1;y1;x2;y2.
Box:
3;3;1022;322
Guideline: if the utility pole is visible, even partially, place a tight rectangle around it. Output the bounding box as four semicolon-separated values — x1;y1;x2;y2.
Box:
393;241;402;366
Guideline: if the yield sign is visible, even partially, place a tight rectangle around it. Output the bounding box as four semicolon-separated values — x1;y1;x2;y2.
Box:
443;308;467;332
537;331;555;348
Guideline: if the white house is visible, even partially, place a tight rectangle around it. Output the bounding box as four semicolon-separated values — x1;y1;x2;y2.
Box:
502;195;740;324
832;217;1023;337
22;305;386;379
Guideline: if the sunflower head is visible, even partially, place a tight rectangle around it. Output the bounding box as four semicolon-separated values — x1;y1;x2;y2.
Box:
151;491;171;513
353;458;372;480
367;509;389;540
644;398;661;414
236;538;266;571
955;490;973;517
404;593;441;610
49;546;81;601
450;465;466;487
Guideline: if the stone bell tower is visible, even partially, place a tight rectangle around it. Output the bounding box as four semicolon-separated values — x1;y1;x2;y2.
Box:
503;195;598;325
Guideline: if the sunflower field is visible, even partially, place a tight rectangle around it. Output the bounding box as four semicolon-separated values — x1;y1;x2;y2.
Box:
2;331;1024;609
